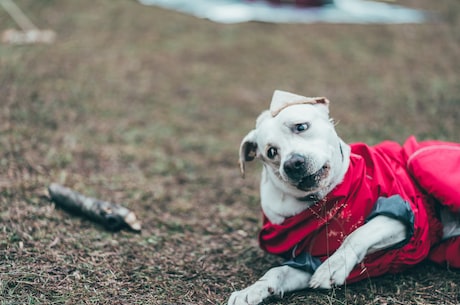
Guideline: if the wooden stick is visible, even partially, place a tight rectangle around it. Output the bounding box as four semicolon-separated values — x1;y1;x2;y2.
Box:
48;183;141;232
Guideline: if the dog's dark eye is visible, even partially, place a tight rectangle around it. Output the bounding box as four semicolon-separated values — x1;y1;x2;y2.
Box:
267;147;278;159
294;123;310;133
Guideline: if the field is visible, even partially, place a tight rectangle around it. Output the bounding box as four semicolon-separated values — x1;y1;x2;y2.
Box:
1;0;459;304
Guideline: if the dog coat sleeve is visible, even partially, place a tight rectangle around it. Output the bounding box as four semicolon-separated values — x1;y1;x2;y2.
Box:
366;195;415;249
282;195;415;274
282;252;322;273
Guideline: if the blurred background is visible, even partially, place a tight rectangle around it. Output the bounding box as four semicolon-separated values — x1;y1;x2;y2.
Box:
0;0;459;304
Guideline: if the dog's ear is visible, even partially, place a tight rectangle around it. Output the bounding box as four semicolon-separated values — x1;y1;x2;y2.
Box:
313;97;330;115
270;90;331;117
239;129;258;178
313;97;330;107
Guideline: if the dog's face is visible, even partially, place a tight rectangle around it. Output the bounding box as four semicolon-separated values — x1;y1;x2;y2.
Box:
239;93;347;200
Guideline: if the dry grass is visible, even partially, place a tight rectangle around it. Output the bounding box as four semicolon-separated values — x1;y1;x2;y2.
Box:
1;0;459;304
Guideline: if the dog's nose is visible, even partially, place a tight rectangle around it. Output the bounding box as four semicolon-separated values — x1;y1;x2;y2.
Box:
284;154;307;180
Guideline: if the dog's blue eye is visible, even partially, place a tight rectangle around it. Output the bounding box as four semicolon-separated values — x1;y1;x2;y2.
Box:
267;147;278;159
294;123;310;133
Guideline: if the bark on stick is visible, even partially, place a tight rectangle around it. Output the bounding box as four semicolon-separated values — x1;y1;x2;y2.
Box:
48;183;141;232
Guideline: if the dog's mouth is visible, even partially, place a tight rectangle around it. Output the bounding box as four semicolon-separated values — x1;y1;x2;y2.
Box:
295;163;331;192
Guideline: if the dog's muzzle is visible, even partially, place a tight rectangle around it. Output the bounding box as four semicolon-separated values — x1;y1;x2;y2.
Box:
283;154;330;191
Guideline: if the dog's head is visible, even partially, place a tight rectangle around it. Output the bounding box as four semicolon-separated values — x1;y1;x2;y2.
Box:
239;90;347;200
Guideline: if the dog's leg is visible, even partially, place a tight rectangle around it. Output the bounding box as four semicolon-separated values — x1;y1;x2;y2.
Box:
228;265;311;305
310;215;407;289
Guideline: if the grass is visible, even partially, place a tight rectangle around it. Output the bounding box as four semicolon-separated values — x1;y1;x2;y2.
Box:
1;0;459;304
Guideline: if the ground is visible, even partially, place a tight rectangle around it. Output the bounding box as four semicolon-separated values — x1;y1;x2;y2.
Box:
0;0;459;304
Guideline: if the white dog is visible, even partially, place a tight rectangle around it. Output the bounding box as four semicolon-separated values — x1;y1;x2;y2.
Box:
229;90;460;305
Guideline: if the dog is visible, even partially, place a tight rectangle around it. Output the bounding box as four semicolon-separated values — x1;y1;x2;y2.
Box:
228;90;460;305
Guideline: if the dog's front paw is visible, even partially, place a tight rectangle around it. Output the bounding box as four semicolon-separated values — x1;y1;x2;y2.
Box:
309;249;358;289
228;282;278;305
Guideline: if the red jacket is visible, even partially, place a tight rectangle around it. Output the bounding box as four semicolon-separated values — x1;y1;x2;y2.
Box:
259;136;460;282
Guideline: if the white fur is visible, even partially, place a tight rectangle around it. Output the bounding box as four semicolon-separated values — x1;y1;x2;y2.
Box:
229;216;406;305
231;92;408;305
240;101;351;224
